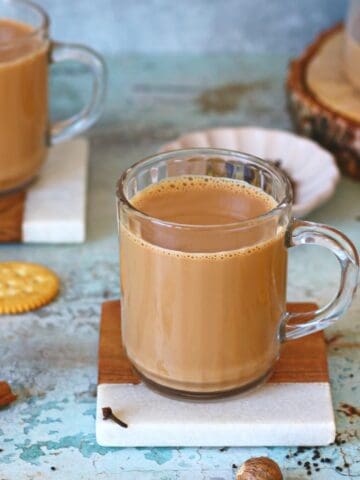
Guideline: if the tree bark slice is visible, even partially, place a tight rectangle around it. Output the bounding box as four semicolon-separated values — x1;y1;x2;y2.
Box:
286;23;360;180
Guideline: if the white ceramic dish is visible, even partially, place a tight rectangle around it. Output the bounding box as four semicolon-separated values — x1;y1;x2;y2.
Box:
161;127;340;217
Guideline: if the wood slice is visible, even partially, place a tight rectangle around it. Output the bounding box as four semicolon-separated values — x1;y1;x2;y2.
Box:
287;23;360;180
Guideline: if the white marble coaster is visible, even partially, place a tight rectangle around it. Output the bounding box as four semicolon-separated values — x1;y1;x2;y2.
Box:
22;138;89;243
96;382;335;447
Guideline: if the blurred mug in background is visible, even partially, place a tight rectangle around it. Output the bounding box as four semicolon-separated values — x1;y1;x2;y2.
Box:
0;0;106;193
345;0;360;90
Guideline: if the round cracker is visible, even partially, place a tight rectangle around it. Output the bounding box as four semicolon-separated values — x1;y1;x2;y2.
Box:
0;262;59;314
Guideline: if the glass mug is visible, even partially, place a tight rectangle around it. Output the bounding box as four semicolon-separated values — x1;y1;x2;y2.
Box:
117;149;359;398
0;0;106;193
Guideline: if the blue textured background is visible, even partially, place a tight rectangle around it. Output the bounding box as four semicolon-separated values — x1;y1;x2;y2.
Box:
38;0;347;55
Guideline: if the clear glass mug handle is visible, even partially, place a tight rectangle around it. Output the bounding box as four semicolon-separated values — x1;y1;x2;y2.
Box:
282;219;359;341
49;41;107;145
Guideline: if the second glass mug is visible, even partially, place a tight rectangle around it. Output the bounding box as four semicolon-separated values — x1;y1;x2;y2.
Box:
0;0;106;193
117;149;359;398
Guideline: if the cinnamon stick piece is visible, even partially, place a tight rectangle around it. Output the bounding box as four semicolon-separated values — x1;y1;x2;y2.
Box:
0;381;17;407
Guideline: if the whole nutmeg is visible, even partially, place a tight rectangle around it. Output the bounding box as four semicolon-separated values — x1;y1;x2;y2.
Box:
236;457;283;480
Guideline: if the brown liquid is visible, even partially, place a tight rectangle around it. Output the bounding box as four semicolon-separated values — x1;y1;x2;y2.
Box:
0;19;48;192
120;176;287;394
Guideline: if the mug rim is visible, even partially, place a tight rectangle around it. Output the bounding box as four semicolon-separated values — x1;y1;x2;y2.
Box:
117;147;293;230
0;0;49;50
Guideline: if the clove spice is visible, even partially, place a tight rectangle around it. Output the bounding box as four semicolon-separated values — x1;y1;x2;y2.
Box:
102;406;128;428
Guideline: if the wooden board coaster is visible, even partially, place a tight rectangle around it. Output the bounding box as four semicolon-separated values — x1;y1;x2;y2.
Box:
0;138;88;244
0;190;26;243
287;23;360;180
96;300;335;447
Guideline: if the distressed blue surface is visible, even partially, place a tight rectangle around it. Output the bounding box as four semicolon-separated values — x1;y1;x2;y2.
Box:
0;53;359;478
36;0;347;55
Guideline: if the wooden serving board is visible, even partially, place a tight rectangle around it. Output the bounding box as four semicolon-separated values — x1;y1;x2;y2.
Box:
96;300;335;447
0;138;88;244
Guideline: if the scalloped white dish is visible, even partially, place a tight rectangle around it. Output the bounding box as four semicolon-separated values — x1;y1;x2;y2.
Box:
161;127;340;217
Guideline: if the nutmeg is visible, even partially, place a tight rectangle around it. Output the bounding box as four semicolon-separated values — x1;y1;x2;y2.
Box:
236;457;283;480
